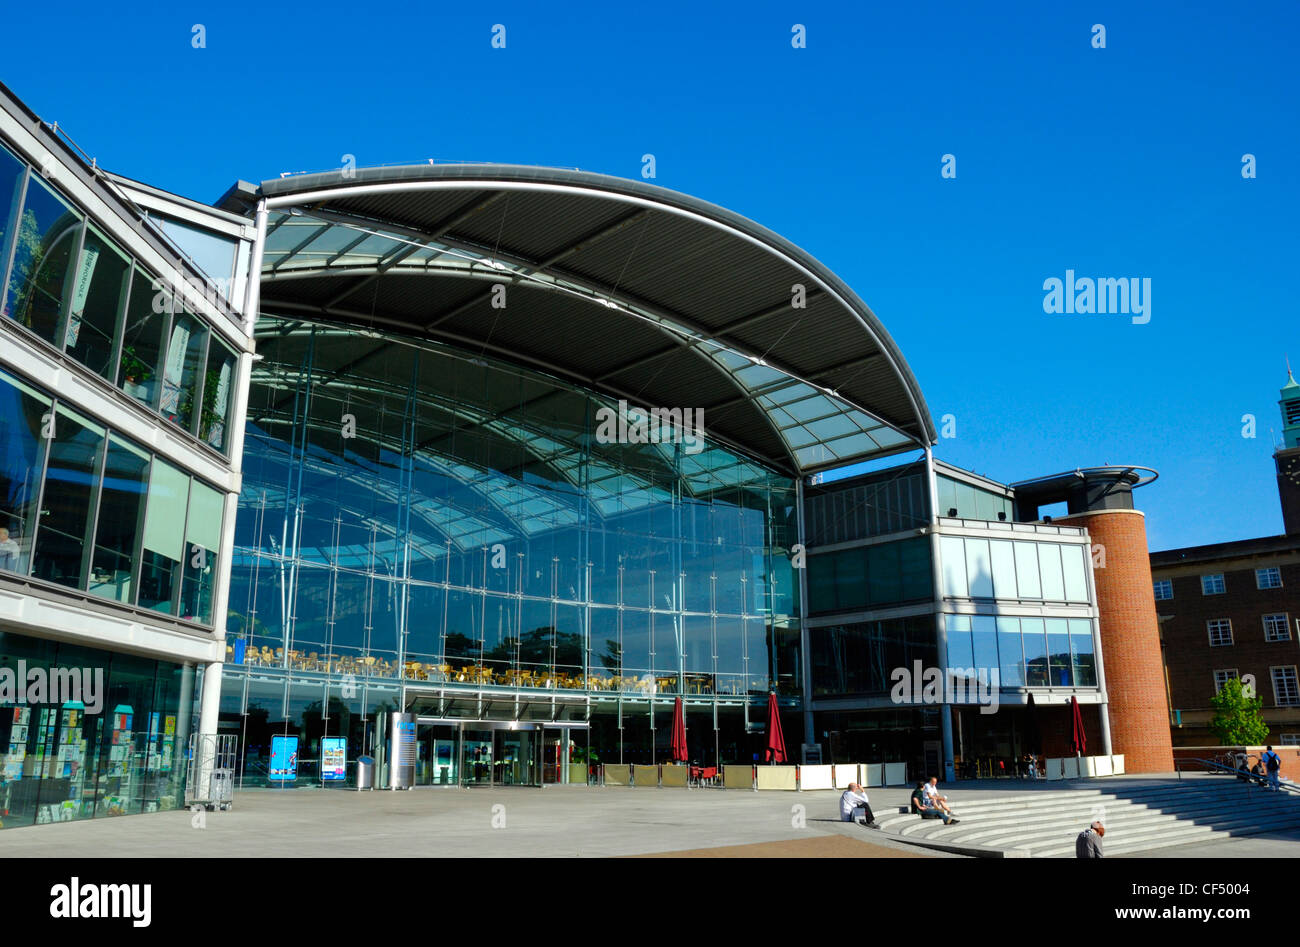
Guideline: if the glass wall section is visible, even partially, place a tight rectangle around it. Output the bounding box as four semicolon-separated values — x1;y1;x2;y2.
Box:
0;365;226;625
0;145;25;274
89;436;150;603
807;537;931;615
3;173;81;344
160;310;208;435
119;269;167;409
804;460;928;545
0;146;240;458
944;614;1099;690
229;317;796;704
810;615;936;697
0;370;51;575
938;534;1092;604
0;629;193;829
30;404;105;589
64;226;130;378
936;474;1012;521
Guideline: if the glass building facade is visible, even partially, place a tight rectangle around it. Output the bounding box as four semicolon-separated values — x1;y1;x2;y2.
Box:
0;630;194;828
219;316;803;778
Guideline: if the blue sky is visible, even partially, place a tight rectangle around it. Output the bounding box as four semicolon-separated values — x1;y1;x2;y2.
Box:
3;0;1296;551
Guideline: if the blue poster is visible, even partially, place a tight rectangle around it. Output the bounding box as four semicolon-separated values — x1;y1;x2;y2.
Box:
270;735;299;781
321;737;347;782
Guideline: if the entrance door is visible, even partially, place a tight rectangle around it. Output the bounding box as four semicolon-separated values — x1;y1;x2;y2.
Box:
461;729;493;786
493;729;538;786
541;727;575;785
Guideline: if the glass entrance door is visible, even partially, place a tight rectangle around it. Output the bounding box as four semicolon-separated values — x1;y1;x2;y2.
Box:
493;729;538;786
461;729;493;786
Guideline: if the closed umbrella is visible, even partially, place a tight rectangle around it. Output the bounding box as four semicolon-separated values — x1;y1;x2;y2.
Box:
1070;695;1087;756
670;696;688;763
764;692;787;764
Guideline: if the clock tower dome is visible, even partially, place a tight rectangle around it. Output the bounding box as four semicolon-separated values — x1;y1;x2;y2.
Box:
1276;365;1300;535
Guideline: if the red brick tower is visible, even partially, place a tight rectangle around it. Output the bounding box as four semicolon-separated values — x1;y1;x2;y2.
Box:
1012;466;1174;774
1058;508;1174;773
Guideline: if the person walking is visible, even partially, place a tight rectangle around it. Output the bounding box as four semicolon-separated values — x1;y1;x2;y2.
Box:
1076;820;1105;858
1262;745;1283;791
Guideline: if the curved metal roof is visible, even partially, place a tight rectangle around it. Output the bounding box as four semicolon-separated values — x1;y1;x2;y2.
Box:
250;164;935;476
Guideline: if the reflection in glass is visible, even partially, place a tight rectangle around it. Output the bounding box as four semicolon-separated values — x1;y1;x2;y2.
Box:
89;436;150;602
31;405;105;589
4;175;81;344
64;226;130;378
0;367;50;574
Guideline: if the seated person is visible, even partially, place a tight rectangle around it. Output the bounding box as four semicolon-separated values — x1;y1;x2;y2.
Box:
911;781;959;825
838;782;881;829
923;776;954;815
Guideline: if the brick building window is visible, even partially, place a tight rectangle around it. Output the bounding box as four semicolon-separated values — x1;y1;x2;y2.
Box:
1201;574;1226;595
1282;735;1300;747
1256;567;1283;590
1153;579;1173;600
1271;666;1300;707
1207;619;1233;647
1263;613;1292;642
1213;669;1239;692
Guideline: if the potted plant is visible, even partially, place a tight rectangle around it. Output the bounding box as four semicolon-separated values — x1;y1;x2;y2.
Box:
120;346;153;385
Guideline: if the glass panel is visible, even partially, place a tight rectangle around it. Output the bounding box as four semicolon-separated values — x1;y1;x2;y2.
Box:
200;337;237;453
1022;618;1048;687
159;311;207;433
1070;618;1097;687
1038;543;1065;600
180;480;224;623
64;226;130;378
139;459;190;614
939;536;967;597
31;404;106;590
964;538;992;598
88;435;150;603
945;614;973;669
989;539;1017;599
1061;543;1089;602
1013;541;1041;598
0;148;27;295
1046;618;1072;686
118;269;167;409
996;617;1024;687
0;367;51;575
4;174;81;345
972;615;999;676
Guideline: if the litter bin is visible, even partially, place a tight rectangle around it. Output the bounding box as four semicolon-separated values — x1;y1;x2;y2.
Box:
356;755;375;791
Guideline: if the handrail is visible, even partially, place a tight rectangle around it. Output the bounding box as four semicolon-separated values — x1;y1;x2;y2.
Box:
1175;756;1300;795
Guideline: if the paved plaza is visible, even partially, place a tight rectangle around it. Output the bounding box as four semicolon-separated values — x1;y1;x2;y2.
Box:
1;776;1298;858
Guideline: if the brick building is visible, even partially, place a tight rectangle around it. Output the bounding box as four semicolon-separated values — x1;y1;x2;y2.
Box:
1151;370;1300;746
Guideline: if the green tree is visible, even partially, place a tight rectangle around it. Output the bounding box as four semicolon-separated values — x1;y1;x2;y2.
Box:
1209;678;1269;746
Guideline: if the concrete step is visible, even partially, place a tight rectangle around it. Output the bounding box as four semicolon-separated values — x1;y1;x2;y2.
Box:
877;781;1300;857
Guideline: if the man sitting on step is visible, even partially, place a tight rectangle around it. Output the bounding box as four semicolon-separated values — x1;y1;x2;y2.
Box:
839;782;882;829
1076;820;1105;858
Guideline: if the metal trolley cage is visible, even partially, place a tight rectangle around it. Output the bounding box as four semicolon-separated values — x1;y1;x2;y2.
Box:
186;734;239;811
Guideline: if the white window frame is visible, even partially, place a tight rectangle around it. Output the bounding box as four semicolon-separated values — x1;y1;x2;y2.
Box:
1263;613;1292;642
1281;734;1300;747
1256;567;1283;590
1153;578;1173;601
1207;618;1234;647
1213;669;1239;693
1201;573;1226;595
1271;665;1300;708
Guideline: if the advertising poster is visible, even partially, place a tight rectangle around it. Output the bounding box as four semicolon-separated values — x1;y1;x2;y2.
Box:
270;735;299;781
321;737;347;782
